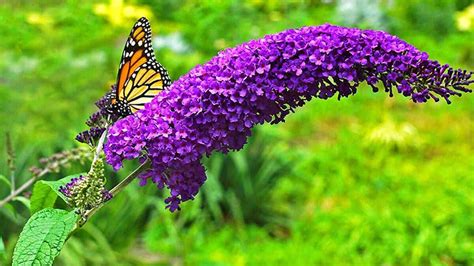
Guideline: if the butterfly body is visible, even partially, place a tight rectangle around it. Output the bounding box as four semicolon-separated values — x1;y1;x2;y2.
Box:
108;17;171;116
108;96;133;117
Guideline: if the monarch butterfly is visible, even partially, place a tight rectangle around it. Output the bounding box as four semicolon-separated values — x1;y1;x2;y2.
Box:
108;17;171;117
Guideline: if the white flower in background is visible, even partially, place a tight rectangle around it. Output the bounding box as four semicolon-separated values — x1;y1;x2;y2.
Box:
337;0;388;29
365;116;421;150
3;54;39;75
70;51;106;69
153;33;191;54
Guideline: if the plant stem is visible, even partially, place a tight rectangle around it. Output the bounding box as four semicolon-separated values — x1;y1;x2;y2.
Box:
6;132;16;194
0;147;93;208
90;128;108;172
109;159;151;196
0;168;49;208
10;173;15;195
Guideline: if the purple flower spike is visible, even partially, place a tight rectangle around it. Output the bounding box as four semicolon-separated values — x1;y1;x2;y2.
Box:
104;25;473;211
59;175;86;197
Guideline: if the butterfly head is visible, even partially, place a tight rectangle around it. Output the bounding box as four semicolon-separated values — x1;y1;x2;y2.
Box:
107;99;133;117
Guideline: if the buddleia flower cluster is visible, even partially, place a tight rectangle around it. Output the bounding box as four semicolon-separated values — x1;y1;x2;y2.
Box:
104;25;473;211
59;158;112;215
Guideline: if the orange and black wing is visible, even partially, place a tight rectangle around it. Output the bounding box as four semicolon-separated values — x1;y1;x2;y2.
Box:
115;17;170;103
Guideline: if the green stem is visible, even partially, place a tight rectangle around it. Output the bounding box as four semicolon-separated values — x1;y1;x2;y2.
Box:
0;168;49;207
0;148;93;208
89;128;108;172
109;159;151;196
6;132;16;194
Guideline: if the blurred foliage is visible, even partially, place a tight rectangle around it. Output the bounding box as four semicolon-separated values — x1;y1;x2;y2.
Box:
201;131;290;226
0;0;473;265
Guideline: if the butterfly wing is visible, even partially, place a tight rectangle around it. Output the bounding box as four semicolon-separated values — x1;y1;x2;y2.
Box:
115;17;170;104
122;61;170;112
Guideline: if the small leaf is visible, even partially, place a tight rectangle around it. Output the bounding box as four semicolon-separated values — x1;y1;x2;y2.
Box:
12;208;79;266
0;175;11;189
2;202;17;220
13;196;30;210
30;182;58;215
30;173;85;214
0;236;5;255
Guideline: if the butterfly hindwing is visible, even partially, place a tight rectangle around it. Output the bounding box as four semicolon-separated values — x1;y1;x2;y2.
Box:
122;61;171;112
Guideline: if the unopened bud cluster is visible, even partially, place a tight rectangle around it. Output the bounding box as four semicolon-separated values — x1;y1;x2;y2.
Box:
59;158;112;215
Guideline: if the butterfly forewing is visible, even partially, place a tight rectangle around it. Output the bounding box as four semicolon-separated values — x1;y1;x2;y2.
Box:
115;17;171;110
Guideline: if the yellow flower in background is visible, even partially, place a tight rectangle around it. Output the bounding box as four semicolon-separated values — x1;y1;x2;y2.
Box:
26;12;54;28
93;0;153;27
210;250;246;266
456;4;474;31
213;38;228;50
365;116;420;151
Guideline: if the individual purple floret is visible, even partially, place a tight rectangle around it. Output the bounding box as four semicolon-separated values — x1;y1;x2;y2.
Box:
75;127;105;146
101;189;113;202
104;24;473;211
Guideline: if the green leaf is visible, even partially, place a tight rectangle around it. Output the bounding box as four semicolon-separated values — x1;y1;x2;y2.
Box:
13;196;30;210
30;173;85;214
0;236;5;255
12;208;78;266
30;182;58;215
2;203;17;220
0;175;11;189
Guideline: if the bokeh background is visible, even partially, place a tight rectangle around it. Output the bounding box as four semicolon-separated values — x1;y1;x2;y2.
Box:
0;0;473;265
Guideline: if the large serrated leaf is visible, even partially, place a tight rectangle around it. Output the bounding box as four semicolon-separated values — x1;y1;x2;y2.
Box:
30;173;85;214
12;208;78;266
